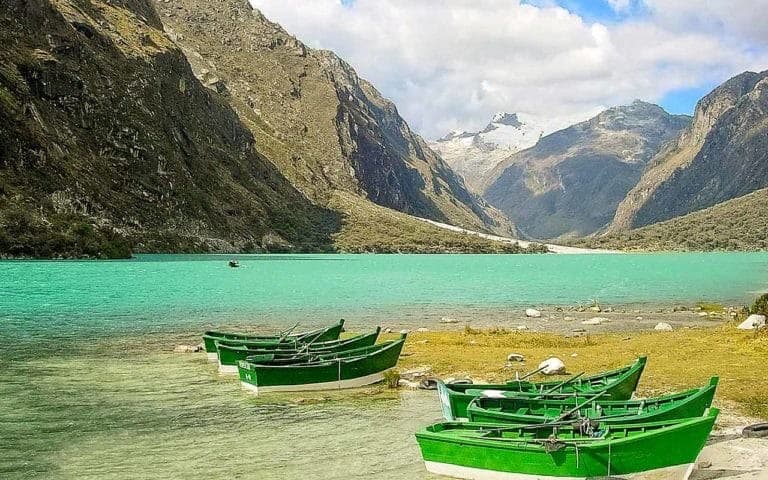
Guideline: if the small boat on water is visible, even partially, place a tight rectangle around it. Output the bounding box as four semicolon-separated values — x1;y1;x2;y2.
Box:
216;328;381;373
202;319;345;360
228;260;239;268
415;408;719;480
466;377;719;425
439;357;647;420
237;334;406;394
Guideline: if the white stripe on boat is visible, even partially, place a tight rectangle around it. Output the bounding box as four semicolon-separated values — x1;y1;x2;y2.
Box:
423;461;695;480
206;352;218;361
240;371;388;395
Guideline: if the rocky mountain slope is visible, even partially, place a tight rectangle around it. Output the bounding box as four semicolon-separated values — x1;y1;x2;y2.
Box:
0;0;341;257
0;0;523;258
430;113;545;190
482;101;690;239
610;71;768;231
153;0;513;237
573;188;768;251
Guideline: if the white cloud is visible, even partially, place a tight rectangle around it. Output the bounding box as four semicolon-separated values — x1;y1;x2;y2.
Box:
607;0;631;13
250;0;768;138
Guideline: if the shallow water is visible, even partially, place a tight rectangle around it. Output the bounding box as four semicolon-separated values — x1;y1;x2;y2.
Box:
0;337;442;479
3;253;768;479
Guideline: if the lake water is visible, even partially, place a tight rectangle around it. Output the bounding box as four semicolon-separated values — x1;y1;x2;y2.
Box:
2;253;768;479
2;253;768;337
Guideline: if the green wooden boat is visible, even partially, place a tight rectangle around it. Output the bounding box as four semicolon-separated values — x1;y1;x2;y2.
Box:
202;319;344;360
439;357;647;420
216;328;381;373
467;377;719;425
416;408;719;480
237;334;406;394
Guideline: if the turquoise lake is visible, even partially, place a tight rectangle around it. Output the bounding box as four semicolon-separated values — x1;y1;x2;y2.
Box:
2;252;768;479
2;253;768;336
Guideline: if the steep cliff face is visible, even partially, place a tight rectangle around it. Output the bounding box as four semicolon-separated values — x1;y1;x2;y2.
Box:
0;0;338;257
482;101;690;239
153;0;512;235
611;71;768;231
430;113;546;190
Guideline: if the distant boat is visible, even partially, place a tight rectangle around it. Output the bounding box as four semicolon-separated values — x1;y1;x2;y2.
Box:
228;260;239;268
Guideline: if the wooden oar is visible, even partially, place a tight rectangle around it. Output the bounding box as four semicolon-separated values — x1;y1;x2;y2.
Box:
550;391;608;423
297;333;325;353
278;322;300;341
535;372;584;398
510;365;546;382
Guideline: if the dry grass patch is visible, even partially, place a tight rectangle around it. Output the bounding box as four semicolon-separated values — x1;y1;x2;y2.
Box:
390;325;768;419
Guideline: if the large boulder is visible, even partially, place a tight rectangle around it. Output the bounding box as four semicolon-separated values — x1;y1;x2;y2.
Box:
737;314;766;330
538;357;566;375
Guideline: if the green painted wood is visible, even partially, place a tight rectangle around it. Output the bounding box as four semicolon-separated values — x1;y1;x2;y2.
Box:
467;377;718;425
237;334;406;391
216;328;380;367
202;319;344;353
415;408;718;478
441;357;647;420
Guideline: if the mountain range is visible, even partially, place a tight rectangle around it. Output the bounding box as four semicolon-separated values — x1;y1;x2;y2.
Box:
1;0;766;256
0;0;519;258
480;101;691;239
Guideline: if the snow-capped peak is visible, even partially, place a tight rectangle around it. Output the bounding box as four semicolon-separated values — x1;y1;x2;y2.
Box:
430;112;547;189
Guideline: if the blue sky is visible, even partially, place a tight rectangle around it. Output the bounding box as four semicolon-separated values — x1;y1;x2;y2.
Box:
252;0;768;136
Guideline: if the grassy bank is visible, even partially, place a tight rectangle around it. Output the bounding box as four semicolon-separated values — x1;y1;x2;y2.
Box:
393;324;768;419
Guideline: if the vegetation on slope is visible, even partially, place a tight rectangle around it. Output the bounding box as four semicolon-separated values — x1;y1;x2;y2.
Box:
329;192;547;254
570;189;768;251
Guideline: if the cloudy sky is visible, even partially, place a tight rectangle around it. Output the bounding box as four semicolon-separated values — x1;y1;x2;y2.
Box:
251;0;768;139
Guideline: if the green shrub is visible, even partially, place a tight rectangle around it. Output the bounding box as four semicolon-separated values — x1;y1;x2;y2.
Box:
751;293;768;316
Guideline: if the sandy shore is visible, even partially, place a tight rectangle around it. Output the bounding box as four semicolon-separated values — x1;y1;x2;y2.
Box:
695;408;768;479
379;306;732;334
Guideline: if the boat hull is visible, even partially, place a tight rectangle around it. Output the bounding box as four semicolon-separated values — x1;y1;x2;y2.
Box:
238;336;405;395
423;461;694;480
466;378;718;425
203;320;344;358
240;371;387;394
442;357;647;420
216;329;380;374
416;410;717;479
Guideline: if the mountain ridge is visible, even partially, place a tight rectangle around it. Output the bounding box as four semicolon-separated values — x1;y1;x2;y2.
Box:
482;100;690;239
155;0;514;236
430;112;546;190
0;0;525;258
610;70;768;231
